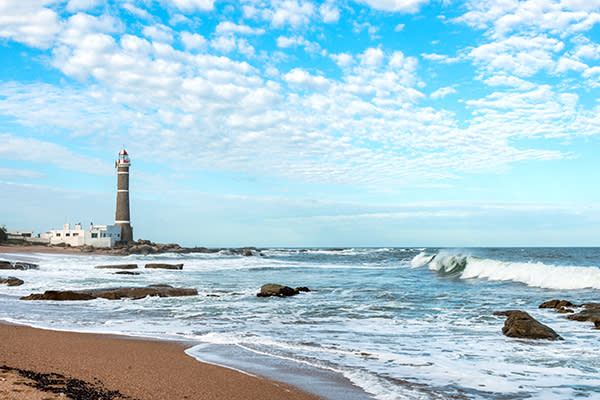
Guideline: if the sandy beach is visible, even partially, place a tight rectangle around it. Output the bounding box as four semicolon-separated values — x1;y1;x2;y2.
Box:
0;244;103;255
0;323;321;400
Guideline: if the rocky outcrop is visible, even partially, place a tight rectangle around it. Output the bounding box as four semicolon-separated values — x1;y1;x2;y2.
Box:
115;271;140;275
494;310;562;340
567;303;600;327
94;264;138;270
256;284;311;297
0;277;24;286
144;263;183;270
20;285;198;301
0;261;39;270
539;299;579;309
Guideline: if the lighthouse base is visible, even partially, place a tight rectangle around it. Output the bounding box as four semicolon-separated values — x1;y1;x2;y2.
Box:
117;224;133;243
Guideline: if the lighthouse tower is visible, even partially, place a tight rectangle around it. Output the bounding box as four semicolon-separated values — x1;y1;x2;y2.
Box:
115;149;133;243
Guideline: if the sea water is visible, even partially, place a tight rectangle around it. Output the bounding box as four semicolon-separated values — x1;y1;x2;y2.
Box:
1;248;599;399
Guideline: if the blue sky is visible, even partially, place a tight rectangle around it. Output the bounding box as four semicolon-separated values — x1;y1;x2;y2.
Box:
1;0;600;247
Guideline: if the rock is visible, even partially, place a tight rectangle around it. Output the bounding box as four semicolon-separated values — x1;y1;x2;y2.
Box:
0;228;6;242
557;307;574;314
144;263;183;270
95;264;138;270
21;290;96;301
0;261;39;270
566;303;600;325
0;277;24;286
595;321;600;330
115;271;140;275
257;283;310;297
21;285;197;301
242;248;253;256
494;310;563;340
539;299;578;309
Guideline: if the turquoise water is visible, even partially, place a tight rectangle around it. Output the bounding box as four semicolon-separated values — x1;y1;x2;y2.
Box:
1;248;599;399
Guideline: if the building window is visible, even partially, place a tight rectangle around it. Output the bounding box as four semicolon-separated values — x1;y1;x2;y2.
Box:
91;233;98;238
56;233;61;237
73;233;79;237
66;233;70;237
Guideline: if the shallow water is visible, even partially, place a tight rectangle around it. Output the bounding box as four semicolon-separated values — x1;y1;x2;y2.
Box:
1;248;599;399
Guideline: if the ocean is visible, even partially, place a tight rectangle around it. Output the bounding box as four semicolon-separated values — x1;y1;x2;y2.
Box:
1;247;599;400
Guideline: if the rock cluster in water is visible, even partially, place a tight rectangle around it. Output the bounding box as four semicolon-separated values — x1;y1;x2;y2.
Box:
0;260;39;270
256;283;311;297
0;277;24;286
540;299;600;329
20;284;198;301
94;263;184;270
494;310;563;340
77;240;263;256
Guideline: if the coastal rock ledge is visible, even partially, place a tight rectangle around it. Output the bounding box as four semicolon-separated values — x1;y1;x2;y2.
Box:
0;261;39;270
0;277;24;286
20;285;198;301
494;310;563;340
257;284;310;297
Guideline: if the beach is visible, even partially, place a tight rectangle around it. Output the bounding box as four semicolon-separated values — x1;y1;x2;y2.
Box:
1;246;600;399
0;323;321;400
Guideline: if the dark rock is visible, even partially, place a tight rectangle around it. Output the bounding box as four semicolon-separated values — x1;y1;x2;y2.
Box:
115;271;140;275
21;290;96;301
567;305;600;325
257;283;310;297
557;307;574;314
95;264;138;270
242;248;253;256
0;261;39;270
206;294;220;297
144;263;183;270
0;228;6;242
21;285;197;301
595;321;600;330
494;310;563;340
539;299;578;309
0;277;24;286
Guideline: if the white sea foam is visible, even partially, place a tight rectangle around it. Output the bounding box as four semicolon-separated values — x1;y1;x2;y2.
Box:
411;251;600;290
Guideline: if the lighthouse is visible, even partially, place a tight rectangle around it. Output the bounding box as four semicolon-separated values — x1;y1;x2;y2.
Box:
115;149;133;243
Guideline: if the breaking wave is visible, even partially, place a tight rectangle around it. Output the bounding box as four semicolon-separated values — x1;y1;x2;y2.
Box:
411;252;600;290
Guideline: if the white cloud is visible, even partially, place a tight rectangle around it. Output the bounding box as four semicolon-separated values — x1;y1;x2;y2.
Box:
284;68;331;91
0;167;45;180
262;0;315;28
180;31;206;50
215;21;265;35
162;0;215;12
421;52;460;63
122;3;154;20
0;1;61;49
331;53;354;68
0;133;111;175
66;0;101;12
142;24;174;43
358;0;430;13
430;86;456;99
555;56;588;73
276;35;308;48
394;23;405;32
320;1;340;23
360;47;385;66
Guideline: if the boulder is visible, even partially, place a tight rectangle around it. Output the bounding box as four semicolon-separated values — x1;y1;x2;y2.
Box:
0;261;39;270
539;299;579;309
0;277;24;286
494;310;562;340
257;283;310;297
21;285;197;301
144;263;183;270
567;303;600;325
21;290;96;301
115;271;140;275
95;264;138;270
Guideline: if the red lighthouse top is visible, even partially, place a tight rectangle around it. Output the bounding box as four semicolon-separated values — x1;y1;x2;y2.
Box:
117;148;130;166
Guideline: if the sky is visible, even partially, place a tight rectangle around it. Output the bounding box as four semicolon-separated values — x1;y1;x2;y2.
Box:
1;0;600;247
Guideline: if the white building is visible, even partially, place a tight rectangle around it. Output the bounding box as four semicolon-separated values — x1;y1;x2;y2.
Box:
43;223;122;248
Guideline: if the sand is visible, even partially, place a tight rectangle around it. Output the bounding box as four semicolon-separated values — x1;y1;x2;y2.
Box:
0;324;322;400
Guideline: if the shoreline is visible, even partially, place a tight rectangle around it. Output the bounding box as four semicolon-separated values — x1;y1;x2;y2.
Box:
0;322;323;400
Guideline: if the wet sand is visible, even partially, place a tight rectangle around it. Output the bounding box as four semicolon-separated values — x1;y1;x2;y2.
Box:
0;323;322;400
